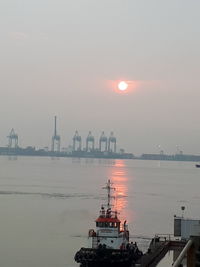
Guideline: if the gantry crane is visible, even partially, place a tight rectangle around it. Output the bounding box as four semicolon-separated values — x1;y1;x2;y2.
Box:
86;131;95;152
99;131;108;152
73;130;82;151
7;128;18;148
108;132;116;153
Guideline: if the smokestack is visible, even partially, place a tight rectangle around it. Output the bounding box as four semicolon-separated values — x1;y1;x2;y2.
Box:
54;116;57;136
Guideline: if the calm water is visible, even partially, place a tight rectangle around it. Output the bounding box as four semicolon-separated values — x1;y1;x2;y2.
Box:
0;156;199;267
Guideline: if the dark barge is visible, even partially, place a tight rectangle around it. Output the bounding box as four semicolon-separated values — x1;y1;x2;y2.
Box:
75;246;142;267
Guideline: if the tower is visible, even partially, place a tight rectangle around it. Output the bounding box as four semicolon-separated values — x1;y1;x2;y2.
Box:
51;116;61;152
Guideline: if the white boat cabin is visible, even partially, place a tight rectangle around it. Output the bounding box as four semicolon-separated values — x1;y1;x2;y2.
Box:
88;206;129;249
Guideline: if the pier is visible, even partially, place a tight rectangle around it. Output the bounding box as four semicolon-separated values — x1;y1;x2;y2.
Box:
134;236;200;267
135;236;187;266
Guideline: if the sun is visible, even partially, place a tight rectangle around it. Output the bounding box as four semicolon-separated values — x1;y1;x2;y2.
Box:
118;81;128;91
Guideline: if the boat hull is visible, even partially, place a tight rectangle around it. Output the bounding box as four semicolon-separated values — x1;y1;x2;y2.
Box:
75;247;143;267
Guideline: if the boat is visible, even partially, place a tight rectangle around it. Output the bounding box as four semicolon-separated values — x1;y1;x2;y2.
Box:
74;179;143;267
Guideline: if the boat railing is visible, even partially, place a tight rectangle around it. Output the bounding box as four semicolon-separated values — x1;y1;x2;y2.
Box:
148;233;175;250
154;233;173;241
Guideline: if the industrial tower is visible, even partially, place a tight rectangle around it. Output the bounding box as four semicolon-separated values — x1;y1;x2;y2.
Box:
73;130;82;151
99;131;107;152
51;116;61;152
7;128;18;148
108;132;116;153
86;131;95;152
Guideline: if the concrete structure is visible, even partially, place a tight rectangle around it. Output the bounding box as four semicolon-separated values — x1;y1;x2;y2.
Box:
174;216;200;240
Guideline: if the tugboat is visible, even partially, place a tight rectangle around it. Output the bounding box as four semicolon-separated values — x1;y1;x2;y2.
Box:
74;179;143;267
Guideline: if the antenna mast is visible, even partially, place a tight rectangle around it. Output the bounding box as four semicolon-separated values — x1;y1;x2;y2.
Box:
103;179;115;209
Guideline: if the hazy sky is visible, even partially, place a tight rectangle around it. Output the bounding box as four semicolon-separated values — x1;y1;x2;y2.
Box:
1;0;200;155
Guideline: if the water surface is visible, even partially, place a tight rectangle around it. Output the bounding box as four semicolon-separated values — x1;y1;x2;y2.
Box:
0;156;199;266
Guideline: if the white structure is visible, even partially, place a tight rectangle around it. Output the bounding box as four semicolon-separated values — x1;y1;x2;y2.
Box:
174;216;200;240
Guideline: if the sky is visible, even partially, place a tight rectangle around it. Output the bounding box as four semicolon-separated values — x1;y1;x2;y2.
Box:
0;0;200;155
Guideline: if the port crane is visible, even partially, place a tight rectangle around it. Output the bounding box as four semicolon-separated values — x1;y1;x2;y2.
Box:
99;131;108;152
86;131;95;152
7;128;18;148
73;130;82;151
108;132;116;153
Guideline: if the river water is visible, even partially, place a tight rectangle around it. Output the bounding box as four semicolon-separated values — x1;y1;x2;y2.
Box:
0;156;199;267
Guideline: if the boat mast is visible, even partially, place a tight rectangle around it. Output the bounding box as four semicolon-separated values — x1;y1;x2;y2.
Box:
103;179;115;209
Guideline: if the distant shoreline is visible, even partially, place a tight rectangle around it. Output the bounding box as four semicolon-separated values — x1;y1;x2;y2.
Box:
0;146;200;162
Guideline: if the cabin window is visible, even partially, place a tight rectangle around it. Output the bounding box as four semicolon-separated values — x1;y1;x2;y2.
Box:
96;222;104;227
96;222;118;228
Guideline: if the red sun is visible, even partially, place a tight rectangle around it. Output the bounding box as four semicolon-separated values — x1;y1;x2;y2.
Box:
118;81;128;91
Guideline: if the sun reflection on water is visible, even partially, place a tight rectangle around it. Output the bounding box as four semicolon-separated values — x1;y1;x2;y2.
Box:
108;160;129;222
